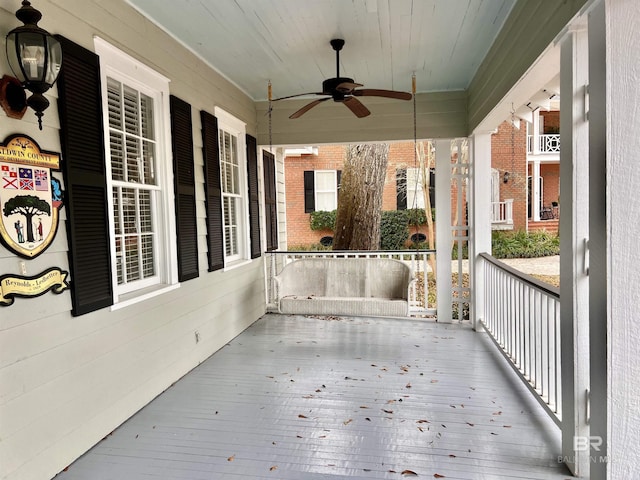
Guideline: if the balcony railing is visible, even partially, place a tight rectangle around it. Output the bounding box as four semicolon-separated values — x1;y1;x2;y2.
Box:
527;133;561;154
491;199;513;224
265;249;436;317
479;253;561;426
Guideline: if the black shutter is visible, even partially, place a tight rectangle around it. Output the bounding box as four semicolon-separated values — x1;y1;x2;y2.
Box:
56;35;113;316
337;170;342;191
169;95;199;281
200;111;224;271
304;170;315;213
396;168;407;210
246;135;261;259
429;168;436;208
263;150;278;251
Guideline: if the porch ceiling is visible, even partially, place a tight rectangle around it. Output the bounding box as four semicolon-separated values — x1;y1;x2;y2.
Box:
125;0;516;102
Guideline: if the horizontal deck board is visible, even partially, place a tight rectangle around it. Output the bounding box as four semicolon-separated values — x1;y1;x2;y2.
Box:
55;314;571;480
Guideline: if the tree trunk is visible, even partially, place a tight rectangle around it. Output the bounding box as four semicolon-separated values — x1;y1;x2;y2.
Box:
333;144;389;250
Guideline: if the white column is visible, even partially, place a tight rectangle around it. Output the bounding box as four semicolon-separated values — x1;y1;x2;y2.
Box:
588;1;609;477
559;22;590;477
532;108;541;155
435;139;452;323
532;159;541;220
469;132;492;331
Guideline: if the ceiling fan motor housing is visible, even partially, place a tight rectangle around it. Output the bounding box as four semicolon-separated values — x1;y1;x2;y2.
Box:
323;77;355;100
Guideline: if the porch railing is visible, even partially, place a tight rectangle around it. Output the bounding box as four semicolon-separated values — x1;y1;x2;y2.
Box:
527;133;561;154
479;253;561;426
491;199;513;224
265;250;436;317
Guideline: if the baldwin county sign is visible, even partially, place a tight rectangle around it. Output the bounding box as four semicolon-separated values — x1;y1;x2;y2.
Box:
0;134;63;259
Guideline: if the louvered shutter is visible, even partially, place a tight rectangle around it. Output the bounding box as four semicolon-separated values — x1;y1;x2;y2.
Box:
200;111;224;271
169;95;198;281
246;135;261;259
396;168;407;210
304;171;315;213
263;150;278;251
56;35;113;316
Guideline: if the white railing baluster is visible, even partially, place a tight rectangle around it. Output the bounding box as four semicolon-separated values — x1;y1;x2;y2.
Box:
479;253;561;427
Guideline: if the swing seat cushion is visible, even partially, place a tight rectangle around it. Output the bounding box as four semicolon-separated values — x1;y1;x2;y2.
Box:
274;257;413;317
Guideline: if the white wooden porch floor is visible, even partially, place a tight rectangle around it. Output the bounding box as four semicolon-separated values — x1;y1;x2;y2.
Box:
55;314;572;480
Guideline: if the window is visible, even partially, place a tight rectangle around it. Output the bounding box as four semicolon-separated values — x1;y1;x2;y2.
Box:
215;107;248;265
405;167;435;209
304;170;341;213
315;170;338;211
96;38;178;302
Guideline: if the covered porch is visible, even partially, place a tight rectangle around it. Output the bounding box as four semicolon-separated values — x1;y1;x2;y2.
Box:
55;314;569;479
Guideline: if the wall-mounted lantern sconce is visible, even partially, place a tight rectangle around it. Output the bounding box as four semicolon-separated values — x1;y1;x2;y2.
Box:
503;171;510;184
5;0;62;130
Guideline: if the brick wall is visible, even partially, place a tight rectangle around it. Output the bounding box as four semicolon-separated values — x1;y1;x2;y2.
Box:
491;120;528;230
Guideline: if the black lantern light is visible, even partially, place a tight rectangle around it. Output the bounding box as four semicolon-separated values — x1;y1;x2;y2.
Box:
6;0;62;129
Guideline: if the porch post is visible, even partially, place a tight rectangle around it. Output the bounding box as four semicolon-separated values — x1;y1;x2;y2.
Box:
587;1;608;476
435;139;452;323
559;20;590;477
532;158;542;221
469;132;492;331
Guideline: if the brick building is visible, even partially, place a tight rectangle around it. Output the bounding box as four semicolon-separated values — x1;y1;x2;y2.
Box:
285;112;560;247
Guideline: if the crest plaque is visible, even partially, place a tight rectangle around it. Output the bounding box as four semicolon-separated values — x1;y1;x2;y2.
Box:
0;134;63;258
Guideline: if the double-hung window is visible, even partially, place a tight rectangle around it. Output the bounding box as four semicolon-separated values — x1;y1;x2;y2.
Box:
314;170;338;211
406;167;435;209
96;38;178;303
215;107;248;265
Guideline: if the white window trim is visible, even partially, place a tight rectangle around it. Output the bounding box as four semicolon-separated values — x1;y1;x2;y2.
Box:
406;167;425;209
215;106;249;269
94;37;179;306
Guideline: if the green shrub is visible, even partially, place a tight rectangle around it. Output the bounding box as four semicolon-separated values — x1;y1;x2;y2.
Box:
492;230;559;258
380;210;409;250
310;210;336;231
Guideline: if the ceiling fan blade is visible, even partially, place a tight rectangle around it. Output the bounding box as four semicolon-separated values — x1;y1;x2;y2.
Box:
353;89;412;100
335;81;363;93
342;96;370;118
289;97;331;119
272;92;326;101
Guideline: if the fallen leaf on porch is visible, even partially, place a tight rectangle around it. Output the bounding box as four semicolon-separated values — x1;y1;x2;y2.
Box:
315;389;322;392
449;405;456;408
401;470;418;476
417;419;430;424
302;395;314;399
503;425;512;428
298;414;308;418
270;465;278;471
466;422;475;427
366;417;371;421
387;399;397;404
490;432;499;435
343;419;353;425
360;405;370;409
371;364;378;367
227;455;235;461
406;383;412;388
493;411;502;415
296;435;303;438
434;474;446;478
418;427;424;432
448;454;456;458
266;375;274;378
431;379;438;383
382;409;394;414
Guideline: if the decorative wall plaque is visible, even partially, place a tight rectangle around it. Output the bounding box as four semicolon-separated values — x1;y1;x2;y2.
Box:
0;267;69;306
0;134;63;258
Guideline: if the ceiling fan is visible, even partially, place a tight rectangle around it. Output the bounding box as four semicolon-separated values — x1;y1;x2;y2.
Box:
272;39;412;119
